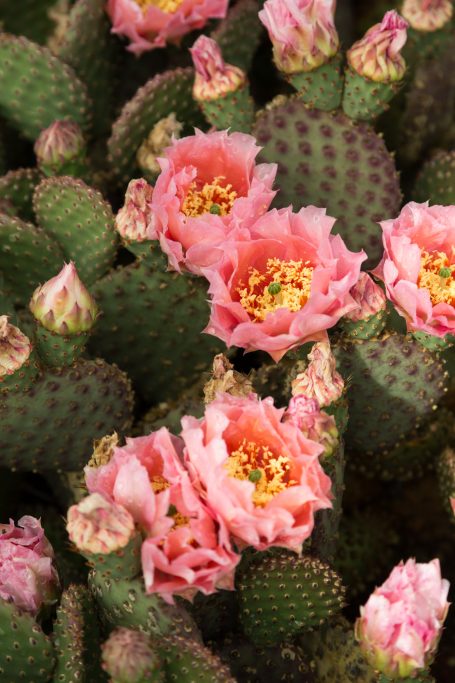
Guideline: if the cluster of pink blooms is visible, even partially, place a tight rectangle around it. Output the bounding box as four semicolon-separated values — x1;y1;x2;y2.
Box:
67;391;332;603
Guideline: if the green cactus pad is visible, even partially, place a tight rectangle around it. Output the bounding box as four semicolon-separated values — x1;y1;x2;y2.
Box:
0;0;58;45
310;441;345;562
0;600;55;682
190;590;239;642
199;85;255;134
33;176;117;285
437;447;455;522
159;635;236;683
88;570;199;640
57;0;117;137
0;34;91;140
0;359;134;472
211;0;263;73
342;68;402;122
289;54;344;111
238;550;346;647
83;531;142;581
53;584;106;683
108;68;204;187
414;149;455;204
0;213;64;307
90;255;222;404
340;309;388;342
0;168;42;223
253;98;401;264
334;333;448;459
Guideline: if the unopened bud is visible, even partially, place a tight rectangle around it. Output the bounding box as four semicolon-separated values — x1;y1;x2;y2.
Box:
284;395;338;456
0;316;32;378
101;628;164;683
348;11;408;82
67;493;135;556
291;341;344;407
34;120;86;176
402;0;453;32
345;273;387;322
190;36;246;100
115;178;155;243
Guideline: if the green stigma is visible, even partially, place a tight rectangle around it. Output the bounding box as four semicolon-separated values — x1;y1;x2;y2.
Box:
210;203;221;215
248;469;262;483
268;282;282;296
167;504;177;516
439;267;451;279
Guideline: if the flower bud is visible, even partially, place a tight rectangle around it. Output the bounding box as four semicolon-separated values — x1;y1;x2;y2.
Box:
259;0;339;74
115;178;155;243
0;316;32;379
348;11;408;82
402;0;453;32
345;273;387;322
136;114;183;178
87;432;119;469
356;558;450;679
29;262;98;335
284;395;338;456
66;493;136;556
34;120;86;175
291;341;344;407
203;353;254;404
101;628;164;683
190;35;246;100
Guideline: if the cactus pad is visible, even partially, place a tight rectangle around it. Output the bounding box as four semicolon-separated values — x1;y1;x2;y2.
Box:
414;150;455;204
0;168;42;223
211;0;263;73
159;635;236;683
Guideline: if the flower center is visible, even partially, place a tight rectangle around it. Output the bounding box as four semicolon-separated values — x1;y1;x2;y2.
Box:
225;438;297;507
134;0;184;14
237;257;314;322
151;476;190;528
418;250;455;306
181;176;237;218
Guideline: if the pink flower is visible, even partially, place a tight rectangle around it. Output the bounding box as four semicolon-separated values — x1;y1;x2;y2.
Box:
402;0;453;32
344;272;387;323
373;202;455;339
190;35;246;101
347;11;408;82
284;395;338;456
149;129;277;273
85;429;239;603
115;178;155;243
291;340;345;405
203;207;366;362
355;558;450;679
67;493;136;555
0;516;59;616
181;393;332;552
259;0;339;74
106;0;228;54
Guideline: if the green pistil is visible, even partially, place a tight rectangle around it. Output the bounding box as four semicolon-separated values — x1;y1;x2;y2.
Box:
439;267;451;279
268;282;282;296
167;504;177;516
249;469;262;483
210;203;221;215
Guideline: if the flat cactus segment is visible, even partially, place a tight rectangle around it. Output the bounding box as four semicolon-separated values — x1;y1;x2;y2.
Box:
414;150;455;204
0;213;64;307
0;600;55;682
90;257;223;403
0;34;91;140
211;0;263;72
253;99;401;264
334;333;448;458
34;176;118;284
0;359;134;472
0;0;57;45
159;635;236;683
57;0;117;137
108;68;204;187
0;168;42;222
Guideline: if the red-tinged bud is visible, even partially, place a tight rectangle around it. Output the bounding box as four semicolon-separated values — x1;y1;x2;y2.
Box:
190;35;246;100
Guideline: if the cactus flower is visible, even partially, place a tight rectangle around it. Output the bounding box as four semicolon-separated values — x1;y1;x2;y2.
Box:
29;262;98;335
0;316;32;379
190;36;246;101
101;628;163;683
202;207;365;361
284;395;338;456
182;393;332;552
34;120;86;173
149;129;277;273
373;202;455;339
401;0;453;32
291;341;345;405
0;516;59;616
85;429;239;603
66;493;136;555
355;558;450;679
347;11;408;82
115;178;155;243
259;0;339;74
344;272;387;323
106;0;228;54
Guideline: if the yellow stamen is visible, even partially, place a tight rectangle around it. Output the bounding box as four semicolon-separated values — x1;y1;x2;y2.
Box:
225;438;297;507
181;176;237;218
151;477;190;529
172;511;191;529
418;250;455;305
237;257;314;322
151;474;170;493
134;0;184;13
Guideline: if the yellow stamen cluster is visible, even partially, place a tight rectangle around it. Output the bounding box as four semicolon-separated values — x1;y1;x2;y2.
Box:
151;475;190;529
237;258;314;322
418;250;455;305
134;0;184;14
225;438;297;507
181;176;237;217
151;474;170;493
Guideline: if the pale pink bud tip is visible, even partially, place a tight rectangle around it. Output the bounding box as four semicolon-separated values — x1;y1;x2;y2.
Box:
67;493;136;556
0;515;60;615
285;395;338;456
259;0;339;75
191;35;246;100
0;316;32;377
356;558;450;679
348;11;408;82
34;120;85;168
402;0;453;32
115;178;155;243
29;262;98;335
101;627;162;683
345;273;387;322
291;341;344;407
